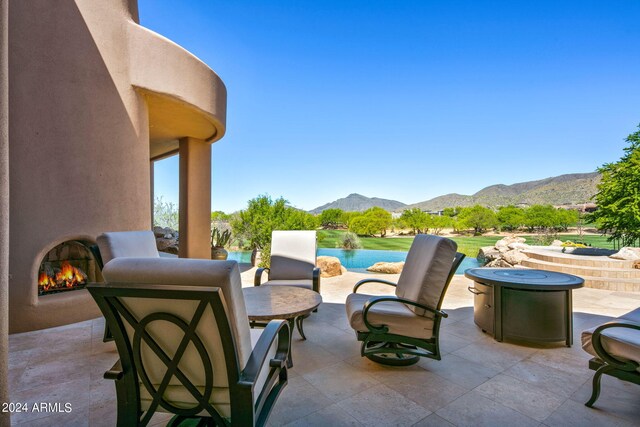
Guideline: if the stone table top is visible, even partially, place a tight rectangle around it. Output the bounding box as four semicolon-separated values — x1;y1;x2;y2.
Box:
243;286;323;321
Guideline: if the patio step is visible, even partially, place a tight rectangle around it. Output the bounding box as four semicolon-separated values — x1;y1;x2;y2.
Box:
520;258;640;279
520;258;640;292
522;248;635;269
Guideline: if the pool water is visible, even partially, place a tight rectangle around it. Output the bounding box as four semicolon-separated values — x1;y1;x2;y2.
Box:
227;249;479;274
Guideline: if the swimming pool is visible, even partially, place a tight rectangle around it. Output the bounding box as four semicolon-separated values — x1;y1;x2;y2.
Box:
227;249;479;274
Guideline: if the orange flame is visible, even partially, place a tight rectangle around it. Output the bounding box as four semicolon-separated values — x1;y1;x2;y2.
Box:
39;261;87;293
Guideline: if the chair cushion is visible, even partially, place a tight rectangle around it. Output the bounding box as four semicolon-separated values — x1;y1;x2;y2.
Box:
140;328;279;419
102;258;253;372
620;307;640;324
268;230;316;281
345;293;434;339
97;230;159;264
395;234;457;318
261;279;313;290
582;318;640;373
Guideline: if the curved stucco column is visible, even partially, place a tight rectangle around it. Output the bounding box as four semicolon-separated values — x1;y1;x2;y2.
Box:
0;0;9;424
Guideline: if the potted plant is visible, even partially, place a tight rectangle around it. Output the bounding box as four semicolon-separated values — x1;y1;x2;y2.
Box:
211;227;231;260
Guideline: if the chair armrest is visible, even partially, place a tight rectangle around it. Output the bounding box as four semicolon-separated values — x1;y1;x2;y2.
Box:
592;319;640;371
104;359;124;381
353;278;397;293
362;296;448;333
254;267;269;286
239;320;290;386
313;267;321;293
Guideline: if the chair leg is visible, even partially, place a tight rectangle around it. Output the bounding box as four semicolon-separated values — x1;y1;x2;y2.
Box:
586;364;612;407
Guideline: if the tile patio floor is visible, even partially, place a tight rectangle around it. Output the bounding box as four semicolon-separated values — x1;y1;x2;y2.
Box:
8;267;640;426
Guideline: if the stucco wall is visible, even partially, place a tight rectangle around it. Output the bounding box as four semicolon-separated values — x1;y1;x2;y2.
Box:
8;0;151;333
8;0;226;333
1;0;10;423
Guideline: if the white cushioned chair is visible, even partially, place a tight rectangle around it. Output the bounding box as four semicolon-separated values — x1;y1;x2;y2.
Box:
88;257;290;426
254;230;320;292
581;307;640;407
345;234;464;366
96;230;160;266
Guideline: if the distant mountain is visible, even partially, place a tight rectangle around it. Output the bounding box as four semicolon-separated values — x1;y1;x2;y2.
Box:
403;172;601;211
310;193;406;214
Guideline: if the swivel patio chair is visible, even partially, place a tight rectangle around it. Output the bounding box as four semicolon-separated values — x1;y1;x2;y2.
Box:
254;230;320;293
88;257;290;427
345;234;464;366
582;307;640;407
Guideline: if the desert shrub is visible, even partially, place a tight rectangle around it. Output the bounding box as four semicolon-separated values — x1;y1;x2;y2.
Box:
340;231;363;250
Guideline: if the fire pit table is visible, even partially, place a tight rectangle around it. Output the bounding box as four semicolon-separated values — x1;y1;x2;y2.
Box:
465;268;584;347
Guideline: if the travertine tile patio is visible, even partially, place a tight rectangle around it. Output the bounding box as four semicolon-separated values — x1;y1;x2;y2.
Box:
8;268;640;426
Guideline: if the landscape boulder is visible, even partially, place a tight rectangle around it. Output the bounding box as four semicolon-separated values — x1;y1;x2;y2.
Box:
477;246;501;264
502;249;529;265
154;226;179;254
551;239;564;247
610;247;640;261
367;261;404;274
479;236;530;268
317;256;344;277
486;259;513;268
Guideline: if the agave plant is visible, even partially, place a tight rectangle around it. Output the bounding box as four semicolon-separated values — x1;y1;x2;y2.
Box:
211;227;232;248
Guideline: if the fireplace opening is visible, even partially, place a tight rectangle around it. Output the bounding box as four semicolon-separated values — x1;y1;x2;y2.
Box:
38;240;102;296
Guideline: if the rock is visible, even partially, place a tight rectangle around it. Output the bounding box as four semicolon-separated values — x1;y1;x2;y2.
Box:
153;226;166;237
477;246;501;264
496;235;526;247
502;249;528;265
367;261;404;274
156;237;176;251
316;256;344;277
486;259;513;268
610;247;640;261
508;242;530;250
551;239;564;247
163;233;174;239
162;245;179;255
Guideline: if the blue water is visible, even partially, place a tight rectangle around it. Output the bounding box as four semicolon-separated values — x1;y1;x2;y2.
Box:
227;249;479;274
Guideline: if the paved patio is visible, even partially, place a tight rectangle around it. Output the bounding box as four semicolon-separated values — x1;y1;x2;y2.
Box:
8;268;640;426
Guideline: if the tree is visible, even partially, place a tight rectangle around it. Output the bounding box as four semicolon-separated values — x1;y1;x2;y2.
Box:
319;208;345;229
153;196;179;230
430;215;451;235
400;208;430;234
349;207;392;237
556;209;579;232
524;205;558;231
588;124;640;246
457;205;497;234
497;205;525;231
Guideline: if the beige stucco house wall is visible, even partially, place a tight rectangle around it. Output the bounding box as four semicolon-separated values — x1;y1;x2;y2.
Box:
8;0;226;333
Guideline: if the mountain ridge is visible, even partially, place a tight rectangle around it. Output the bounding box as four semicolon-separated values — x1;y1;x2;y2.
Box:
308;172;601;213
309;193;406;214
403;172;601;211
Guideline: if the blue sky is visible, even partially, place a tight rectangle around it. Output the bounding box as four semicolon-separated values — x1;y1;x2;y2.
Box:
141;0;640;213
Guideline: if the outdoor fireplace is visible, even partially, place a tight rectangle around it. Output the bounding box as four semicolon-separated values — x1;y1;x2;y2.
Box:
37;240;102;296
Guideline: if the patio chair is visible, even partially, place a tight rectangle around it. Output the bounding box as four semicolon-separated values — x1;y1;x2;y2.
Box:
254;230;320;293
96;230;160;266
88;257;290;427
345;234;464;366
95;230;161;341
582;307;640;407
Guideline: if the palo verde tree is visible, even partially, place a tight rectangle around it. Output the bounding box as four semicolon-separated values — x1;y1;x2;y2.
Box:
588;124;640;247
457;205;498;235
349;207;392;237
319;208;345;229
400;208;430;234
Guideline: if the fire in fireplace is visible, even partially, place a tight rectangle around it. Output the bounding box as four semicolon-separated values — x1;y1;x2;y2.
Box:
38;240;101;296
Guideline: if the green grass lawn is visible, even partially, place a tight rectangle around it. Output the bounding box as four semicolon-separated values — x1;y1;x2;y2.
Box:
318;230;615;258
